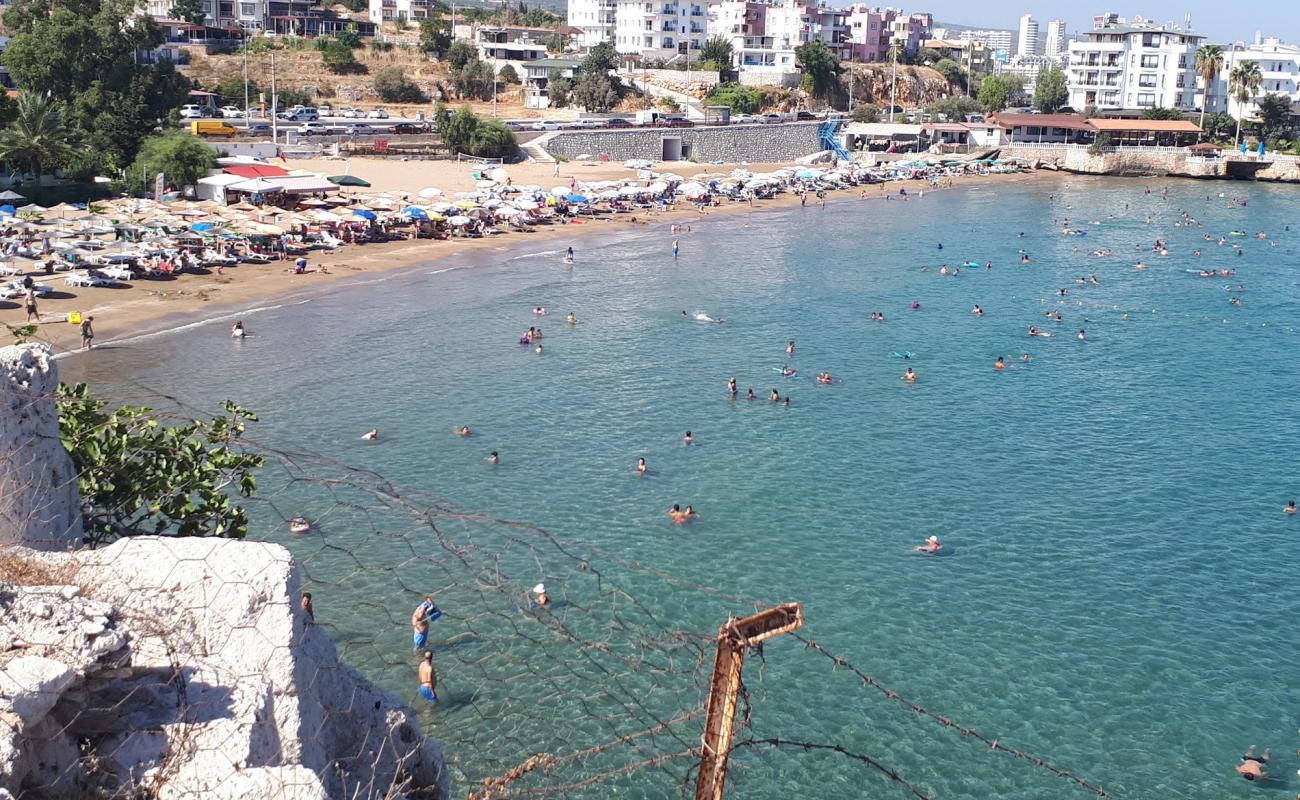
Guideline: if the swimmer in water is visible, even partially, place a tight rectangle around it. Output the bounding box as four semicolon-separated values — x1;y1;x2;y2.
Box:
535;344;544;354
684;431;694;445
781;364;797;377
994;356;1005;371
487;451;499;465
816;372;832;384
637;457;647;474
727;377;738;397
972;305;984;317
566;312;577;324
915;535;941;553
1235;746;1269;782
455;426;471;437
770;389;780;402
533;307;547;316
362;428;378;441
911;300;920;310
783;396;790;407
668;503;684;522
787;340;796;356
1285;500;1296;514
1021;353;1031;362
231;321;246;338
747;388;756;401
1077;329;1087;341
903;367;916;383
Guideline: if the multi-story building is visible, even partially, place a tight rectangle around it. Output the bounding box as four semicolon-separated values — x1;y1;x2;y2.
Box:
1045;19;1067;60
998;52;1057;95
367;0;432;25
842;6;929;62
614;0;710;62
1066;15;1202;110
1215;37;1300;117
1017;13;1039;56
474;26;552;63
567;0;618;49
146;0;267;31
923;37;993;75
940;28;1014;63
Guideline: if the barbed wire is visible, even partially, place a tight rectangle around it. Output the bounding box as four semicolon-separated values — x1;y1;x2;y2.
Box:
792;633;1113;798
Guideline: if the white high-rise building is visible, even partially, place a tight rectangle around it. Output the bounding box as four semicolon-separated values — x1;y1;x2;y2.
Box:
1215;37;1300;117
1017;13;1040;56
952;28;1014;61
613;0;709;63
1065;15;1203;110
1045;19;1067;59
568;0;618;48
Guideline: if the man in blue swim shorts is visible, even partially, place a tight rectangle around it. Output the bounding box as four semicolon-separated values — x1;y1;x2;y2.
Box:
411;596;440;650
418;652;438;706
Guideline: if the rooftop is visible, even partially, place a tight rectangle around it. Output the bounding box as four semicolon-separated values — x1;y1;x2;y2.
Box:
1088;118;1202;133
989;113;1095;131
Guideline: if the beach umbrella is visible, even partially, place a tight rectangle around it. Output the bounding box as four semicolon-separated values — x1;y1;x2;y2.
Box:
190;222;216;232
351;209;378;221
489;168;508;182
550;186;570;197
0;205;15;217
512;200;539;211
417;187;443;199
328;175;371;187
453;200;478;210
565;194;589;203
402;206;429;220
0;190;25;202
647;181;669;194
495;207;522;217
447;215;472;226
298;198;329;207
17;204;47;214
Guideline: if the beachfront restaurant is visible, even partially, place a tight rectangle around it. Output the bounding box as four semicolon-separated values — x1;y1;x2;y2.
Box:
1087;118;1203;147
989;113;1096;145
841;123;925;153
921;123;971;151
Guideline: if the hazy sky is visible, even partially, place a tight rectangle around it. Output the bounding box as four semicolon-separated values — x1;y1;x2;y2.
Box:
919;1;1298;45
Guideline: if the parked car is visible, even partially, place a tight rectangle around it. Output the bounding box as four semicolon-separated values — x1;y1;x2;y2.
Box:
529;120;560;131
179;105;207;119
795;110;817;121
567;119;602;129
759;113;784;124
662;117;694;128
604;118;633;128
343;123;375;135
732;114;758;124
219;106;244;118
392;122;429;134
190;120;239;138
317;104;333;116
339;107;361;118
297;121;331;136
366;108;389;119
244;122;272;137
280;107;319;122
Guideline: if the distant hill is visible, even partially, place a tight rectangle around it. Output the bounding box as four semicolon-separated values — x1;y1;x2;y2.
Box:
933;20;1015;35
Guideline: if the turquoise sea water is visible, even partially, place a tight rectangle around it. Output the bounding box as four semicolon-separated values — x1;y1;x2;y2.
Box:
68;177;1300;799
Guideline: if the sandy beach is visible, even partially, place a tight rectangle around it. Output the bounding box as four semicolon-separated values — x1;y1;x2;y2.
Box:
0;156;1043;355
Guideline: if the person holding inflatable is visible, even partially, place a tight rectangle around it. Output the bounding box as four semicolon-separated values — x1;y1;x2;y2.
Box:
915;535;941;553
411;596;442;650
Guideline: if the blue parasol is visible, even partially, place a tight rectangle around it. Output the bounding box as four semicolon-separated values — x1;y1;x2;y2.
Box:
352;209;378;221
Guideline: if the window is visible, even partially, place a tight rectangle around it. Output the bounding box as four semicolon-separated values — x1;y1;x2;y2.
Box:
1138;74;1157;88
1141;33;1158;47
1140;54;1158;68
1136;92;1155;107
240;2;255;15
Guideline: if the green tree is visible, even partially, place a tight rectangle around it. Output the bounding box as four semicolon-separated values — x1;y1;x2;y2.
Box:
916;47;942;65
977;74;1021;112
337;0;366;11
705;83;761;114
336;24;362;48
419;17;452;53
549;76;572;108
1032;65;1068;113
374;66;425;103
498;63;520;84
2;0;191;166
321;39;360;73
453;59;496;100
794;40;842;100
57;383;263;547
276;87;310;109
440;103;479;151
0;92;76;180
445;40;477;70
701;36;734;80
469;118;517;158
169;0;207;25
925;94;981;122
1229;59;1262;145
932;58;966;91
851;104;880;123
572;72;618;112
1200;111;1235;141
1139;106;1184;120
1194;44;1224;136
129;130;216;193
215;74;260;108
1255;93;1291;140
580;41;620;76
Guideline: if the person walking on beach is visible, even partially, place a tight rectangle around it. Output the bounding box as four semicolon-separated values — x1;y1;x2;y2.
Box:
24;286;38;322
79;316;94;349
418;651;438;706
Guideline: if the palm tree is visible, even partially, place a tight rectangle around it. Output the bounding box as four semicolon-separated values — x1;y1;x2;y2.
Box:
1228;59;1262;147
0;93;76;181
1194;44;1224;138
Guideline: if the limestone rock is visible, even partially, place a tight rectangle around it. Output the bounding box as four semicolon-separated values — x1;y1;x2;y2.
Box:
0;343;82;550
0;656;76;726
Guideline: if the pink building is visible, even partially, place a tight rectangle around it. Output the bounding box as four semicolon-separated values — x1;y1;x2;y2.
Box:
844;5;931;62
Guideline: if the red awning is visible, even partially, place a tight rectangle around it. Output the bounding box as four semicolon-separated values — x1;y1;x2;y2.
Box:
224;165;290;178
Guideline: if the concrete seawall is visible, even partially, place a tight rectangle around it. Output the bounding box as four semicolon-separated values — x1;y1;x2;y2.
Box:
544;122;823;163
1002;144;1300;182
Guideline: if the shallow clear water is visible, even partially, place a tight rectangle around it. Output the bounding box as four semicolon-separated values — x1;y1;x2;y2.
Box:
69;177;1300;799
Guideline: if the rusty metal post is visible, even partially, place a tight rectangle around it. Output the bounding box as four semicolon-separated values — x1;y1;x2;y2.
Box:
694;603;804;800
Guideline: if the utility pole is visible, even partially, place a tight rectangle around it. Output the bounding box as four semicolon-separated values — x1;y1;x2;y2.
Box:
888;39;899;122
243;29;251;127
693;603;804;800
270;50;278;143
492;56;498;117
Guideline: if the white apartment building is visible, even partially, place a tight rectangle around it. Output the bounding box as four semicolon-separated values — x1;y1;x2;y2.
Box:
1044;19;1067;60
1066;17;1202;110
368;0;433;25
147;0;268;31
1017;13;1039;56
614;0;709;62
1216;37;1300;117
998;52;1057;95
946;28;1014;62
567;0;618;48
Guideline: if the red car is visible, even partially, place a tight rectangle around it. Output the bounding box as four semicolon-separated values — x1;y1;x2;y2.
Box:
662;117;695;128
392;122;429;134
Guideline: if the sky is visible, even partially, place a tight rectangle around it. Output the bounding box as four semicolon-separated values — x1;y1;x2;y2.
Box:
915;1;1298;45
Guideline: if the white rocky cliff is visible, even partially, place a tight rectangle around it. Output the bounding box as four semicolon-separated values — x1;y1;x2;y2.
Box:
0;345;81;551
0;344;448;799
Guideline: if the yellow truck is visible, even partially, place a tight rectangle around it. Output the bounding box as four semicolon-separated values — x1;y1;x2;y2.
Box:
190;120;239;138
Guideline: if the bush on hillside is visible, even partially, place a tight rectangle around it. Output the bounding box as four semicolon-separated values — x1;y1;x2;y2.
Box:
706;83;761;114
374;67;425;103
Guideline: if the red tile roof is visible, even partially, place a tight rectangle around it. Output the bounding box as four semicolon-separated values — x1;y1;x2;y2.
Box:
224;165;290;178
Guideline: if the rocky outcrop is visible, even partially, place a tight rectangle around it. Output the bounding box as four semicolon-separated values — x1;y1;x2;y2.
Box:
843;63;954;109
0;540;448;800
0;344;82;551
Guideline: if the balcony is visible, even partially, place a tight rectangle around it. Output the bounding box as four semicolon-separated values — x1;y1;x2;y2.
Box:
661;5;677;13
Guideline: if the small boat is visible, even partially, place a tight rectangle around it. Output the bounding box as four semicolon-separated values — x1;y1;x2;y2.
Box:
289;517;311;535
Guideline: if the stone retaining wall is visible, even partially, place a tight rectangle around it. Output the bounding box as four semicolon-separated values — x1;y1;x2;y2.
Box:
545;122;823;163
1002;144;1300;182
